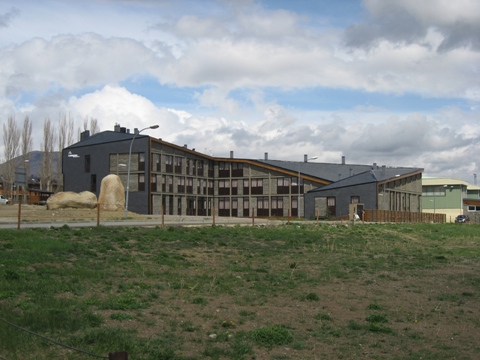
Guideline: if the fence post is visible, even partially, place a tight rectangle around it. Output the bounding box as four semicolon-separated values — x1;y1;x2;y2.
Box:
109;351;128;360
162;204;165;229
252;207;254;227
17;201;22;230
288;208;290;225
97;203;100;227
212;206;216;226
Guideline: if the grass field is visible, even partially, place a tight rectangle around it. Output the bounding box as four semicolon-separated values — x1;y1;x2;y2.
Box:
1;223;479;359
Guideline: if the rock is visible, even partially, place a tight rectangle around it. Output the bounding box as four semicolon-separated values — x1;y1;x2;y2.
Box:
46;191;97;210
98;174;125;211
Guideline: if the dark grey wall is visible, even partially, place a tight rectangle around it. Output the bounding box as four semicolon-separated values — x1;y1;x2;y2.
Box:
305;182;377;218
62;136;151;214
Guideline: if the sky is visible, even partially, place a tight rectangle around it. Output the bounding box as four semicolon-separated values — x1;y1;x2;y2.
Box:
1;0;479;182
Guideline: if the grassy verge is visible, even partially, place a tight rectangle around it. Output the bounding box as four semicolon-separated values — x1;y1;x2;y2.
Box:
1;223;480;359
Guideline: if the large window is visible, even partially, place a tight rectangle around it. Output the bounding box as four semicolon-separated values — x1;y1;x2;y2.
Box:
153;153;161;171
165;155;173;173
218;197;230;217
243;179;249;195
271;196;283;217
422;186;446;196
232;162;243;177
257;196;269;217
231;179;238;195
251;178;263;195
174;156;182;174
219;179;230;195
277;178;290;194
138;174;145;192
138;153;145;171
218;162;230;177
151;174;157;192
177;176;185;193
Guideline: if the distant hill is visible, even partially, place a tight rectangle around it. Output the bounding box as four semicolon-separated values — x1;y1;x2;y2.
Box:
0;151;60;179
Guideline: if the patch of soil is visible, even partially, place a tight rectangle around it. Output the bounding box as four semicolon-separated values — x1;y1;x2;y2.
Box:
0;204;146;222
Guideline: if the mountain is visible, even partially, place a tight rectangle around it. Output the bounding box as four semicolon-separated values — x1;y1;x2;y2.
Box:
0;151;60;180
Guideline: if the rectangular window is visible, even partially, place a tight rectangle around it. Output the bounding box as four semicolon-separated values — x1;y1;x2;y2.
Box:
197;160;204;176
219;197;230;216
153;153;161;171
251;178;263;195
257;196;269;217
186;177;193;194
174;156;182;174
232;162;243;176
151;174;157;192
85;155;91;173
351;196;360;204
138;153;145;171
219;179;230;195
271;196;283;217
138;174;145;191
231;179;238;195
219;161;230;177
177;176;185;193
165;155;173;173
243;197;250;217
277;177;290;194
243;179;249;195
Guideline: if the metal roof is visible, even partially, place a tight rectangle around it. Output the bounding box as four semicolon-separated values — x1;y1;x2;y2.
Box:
308;167;423;193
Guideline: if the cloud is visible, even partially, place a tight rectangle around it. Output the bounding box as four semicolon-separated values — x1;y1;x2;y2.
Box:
0;7;19;29
344;0;480;51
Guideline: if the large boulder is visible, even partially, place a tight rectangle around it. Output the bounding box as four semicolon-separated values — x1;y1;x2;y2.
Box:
98;174;125;211
46;191;97;210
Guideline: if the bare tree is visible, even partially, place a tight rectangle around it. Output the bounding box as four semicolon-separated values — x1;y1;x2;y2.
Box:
56;113;75;191
40;118;57;192
90;117;100;135
21;116;33;202
2;116;20;200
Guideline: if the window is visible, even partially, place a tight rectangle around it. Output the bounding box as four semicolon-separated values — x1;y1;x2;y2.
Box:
219;179;230;195
351;196;360;204
186;177;193;194
251;178;263;195
138;174;145;191
271;196;283;216
197;160;204;176
151;174;157;192
177;176;185;193
243;197;250;217
232;162;243;176
277;177;290;194
219;197;230;216
85;155;91;173
327;197;336;217
243;179;249;195
153;153;161;171
219;162;230;177
165;155;173;173
468;205;480;211
138;153;145;171
231;179;238;195
174;156;182;174
257;196;269;217
208;180;214;195
422;186;446;196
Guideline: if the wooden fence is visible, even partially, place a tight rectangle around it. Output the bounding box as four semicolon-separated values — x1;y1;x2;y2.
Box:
363;210;446;223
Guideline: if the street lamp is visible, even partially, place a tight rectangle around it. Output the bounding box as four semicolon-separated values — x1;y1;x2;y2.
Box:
298;155;318;219
124;125;159;218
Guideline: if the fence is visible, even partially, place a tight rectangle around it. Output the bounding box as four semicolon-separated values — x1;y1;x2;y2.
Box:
363;210;446;223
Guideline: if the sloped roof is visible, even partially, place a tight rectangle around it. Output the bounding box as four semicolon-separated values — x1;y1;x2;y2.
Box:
65;131;143;149
308;167;422;193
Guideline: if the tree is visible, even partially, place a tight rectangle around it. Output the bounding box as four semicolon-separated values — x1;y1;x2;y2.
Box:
57;113;74;191
2;116;20;199
21;116;33;203
40;118;57;192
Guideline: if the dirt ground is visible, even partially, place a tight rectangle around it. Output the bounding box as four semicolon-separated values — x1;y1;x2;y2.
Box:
0;204;147;223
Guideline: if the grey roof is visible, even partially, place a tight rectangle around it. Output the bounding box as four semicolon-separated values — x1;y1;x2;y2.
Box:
308;167;423;193
258;159;377;182
65;131;145;149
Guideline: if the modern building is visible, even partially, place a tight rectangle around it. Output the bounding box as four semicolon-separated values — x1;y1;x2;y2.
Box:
422;177;480;222
62;124;423;218
304;166;424;219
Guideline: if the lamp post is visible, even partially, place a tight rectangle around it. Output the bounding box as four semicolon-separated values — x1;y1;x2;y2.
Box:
124;125;159;218
298;155;318;219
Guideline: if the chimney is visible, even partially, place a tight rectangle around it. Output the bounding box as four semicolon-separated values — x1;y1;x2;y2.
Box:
114;124;120;132
373;162;377;170
80;130;90;141
342;156;345;165
120;127;126;133
230;151;234;159
264;152;268;161
304;154;308;163
134;128;139;135
382;165;386;175
184;144;188;148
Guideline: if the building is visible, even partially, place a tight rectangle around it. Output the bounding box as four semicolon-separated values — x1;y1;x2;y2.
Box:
62;124;423;218
304;166;423;219
422;177;480;222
